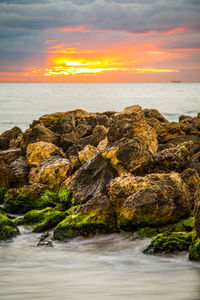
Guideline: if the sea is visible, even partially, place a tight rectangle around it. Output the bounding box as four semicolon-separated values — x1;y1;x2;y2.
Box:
0;82;200;133
0;82;200;300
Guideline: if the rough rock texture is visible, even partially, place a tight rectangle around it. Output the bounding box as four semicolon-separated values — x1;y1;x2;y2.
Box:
4;183;48;213
150;141;195;173
108;171;198;229
143;232;192;254
0;212;19;240
0;127;22;150
107;105;158;155
53;195;117;241
29;156;71;189
0;148;22;165
10;157;29;187
26;141;65;166
0;160;16;187
21;124;59;151
187;151;200;176
90;125;108;147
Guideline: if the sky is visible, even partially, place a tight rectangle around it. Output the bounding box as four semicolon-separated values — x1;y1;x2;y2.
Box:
0;0;200;82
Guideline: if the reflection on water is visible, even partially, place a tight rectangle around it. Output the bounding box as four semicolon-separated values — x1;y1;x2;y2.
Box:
0;229;200;300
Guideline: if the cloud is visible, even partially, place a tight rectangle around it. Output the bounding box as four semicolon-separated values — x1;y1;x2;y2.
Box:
0;0;199;35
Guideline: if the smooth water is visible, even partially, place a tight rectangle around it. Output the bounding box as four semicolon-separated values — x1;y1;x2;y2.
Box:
1;228;200;300
0;83;200;133
1;82;200;299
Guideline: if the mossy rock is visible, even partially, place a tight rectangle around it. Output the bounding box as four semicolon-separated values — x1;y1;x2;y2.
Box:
4;190;57;214
130;217;195;240
54;212;114;242
0;212;19;240
143;232;192;254
189;233;200;261
0;186;8;204
15;207;67;232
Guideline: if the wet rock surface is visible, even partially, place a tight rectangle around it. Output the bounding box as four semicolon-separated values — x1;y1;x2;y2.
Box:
0;105;200;260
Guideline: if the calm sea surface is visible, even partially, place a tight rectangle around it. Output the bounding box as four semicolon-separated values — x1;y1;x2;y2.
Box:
0;83;200;299
0;82;200;133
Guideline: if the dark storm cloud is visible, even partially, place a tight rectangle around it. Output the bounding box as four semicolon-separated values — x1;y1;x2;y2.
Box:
0;0;200;35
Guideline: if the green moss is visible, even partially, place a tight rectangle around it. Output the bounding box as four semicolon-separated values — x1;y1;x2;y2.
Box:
15;207;67;232
132;227;158;240
189;233;200;261
0;212;19;240
159;217;195;233
33;210;67;232
0;187;8;203
4;190;57;214
143;232;192;254
54;212;114;242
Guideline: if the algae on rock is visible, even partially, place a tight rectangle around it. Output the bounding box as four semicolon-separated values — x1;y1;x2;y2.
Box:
0;212;19;240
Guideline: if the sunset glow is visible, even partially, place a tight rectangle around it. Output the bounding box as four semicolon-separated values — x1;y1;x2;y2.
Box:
0;0;199;82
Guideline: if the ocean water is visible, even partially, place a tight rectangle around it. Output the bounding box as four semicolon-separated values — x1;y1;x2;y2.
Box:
0;82;200;133
1;82;200;299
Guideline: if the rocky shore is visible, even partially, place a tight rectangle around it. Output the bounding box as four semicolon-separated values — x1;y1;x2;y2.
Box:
0;105;200;260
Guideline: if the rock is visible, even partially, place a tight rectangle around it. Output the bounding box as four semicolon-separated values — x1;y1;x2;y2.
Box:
26;141;65;166
0;127;22;150
66;151;118;204
17;207;67;232
188;233;200;261
143;232;192;254
107;105;158;155
0;187;8;203
72;145;99;170
0;212;19;240
37;232;53;247
3;184;50;214
53;195;117;241
21;124;59;151
29;156;71;189
0;160;16;187
158;135;200;153
132;217;195;240
9;157;29;187
180;169;200;208
150;141;196;173
102;138;153;176
143;109;169;123
97;137;108;151
0;148;22;165
194;186;200;238
187;151;200;175
108;172;197;229
90;125;108;147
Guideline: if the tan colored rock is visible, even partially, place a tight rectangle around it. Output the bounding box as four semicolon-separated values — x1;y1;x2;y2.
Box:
26;141;65;166
107;105;158;155
108;172;198;229
21;124;59;151
97;137;108;151
78;145;99;165
29;157;71;189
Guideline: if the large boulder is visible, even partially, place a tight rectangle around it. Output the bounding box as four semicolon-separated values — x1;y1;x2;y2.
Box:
26;141;65;166
108;171;199;229
29;156;71;189
21;124;59;151
150;141;196;173
53;195;117;241
3;183;51;214
0;127;22;150
107;105;158;155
